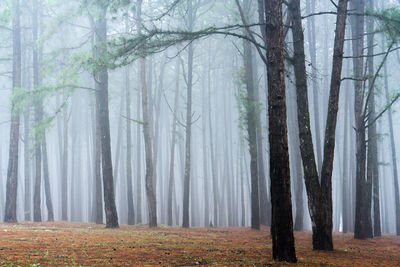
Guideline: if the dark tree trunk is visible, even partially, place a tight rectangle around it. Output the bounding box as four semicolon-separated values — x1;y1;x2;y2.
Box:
168;59;180;226
351;0;372;239
264;0;296;262
4;0;21;223
125;63;135;225
94;5;119;228
289;0;348;250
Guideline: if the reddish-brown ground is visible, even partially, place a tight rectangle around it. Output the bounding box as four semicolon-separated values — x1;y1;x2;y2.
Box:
0;222;397;266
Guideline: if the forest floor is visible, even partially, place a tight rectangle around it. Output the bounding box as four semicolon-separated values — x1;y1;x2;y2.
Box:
0;222;397;266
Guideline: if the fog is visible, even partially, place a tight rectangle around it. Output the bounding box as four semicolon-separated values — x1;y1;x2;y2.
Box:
0;0;399;244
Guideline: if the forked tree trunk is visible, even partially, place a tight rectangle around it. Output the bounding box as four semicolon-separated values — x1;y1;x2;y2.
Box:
289;0;348;250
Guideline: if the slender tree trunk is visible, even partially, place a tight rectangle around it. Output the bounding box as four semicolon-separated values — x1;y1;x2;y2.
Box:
125;63;135;225
32;0;42;223
366;0;380;237
383;40;400;235
242;29;260;230
136;75;142;224
61;90;68;221
42;136;54;221
264;0;296;262
182;0;195;229
4;0;21;223
306;0;323;173
168;59;180;226
23;91;31;221
137;0;157;228
342;73;351;233
95;94;103;224
94;5;119;228
289;0;348;250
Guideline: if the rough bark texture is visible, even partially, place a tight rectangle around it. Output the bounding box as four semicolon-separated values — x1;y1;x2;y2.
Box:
94;5;119;228
351;0;371;239
289;0;348;250
4;0;21;223
264;0;296;262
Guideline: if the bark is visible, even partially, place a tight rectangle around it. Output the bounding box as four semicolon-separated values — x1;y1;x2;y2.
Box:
136;74;142;224
351;0;372;239
4;0;21;223
168;59;180;226
264;0;296;262
137;0;156;228
94;5;119;228
125;63;135;225
289;0;348;250
342;73;351;233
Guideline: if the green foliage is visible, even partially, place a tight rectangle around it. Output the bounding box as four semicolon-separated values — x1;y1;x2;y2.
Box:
368;7;400;43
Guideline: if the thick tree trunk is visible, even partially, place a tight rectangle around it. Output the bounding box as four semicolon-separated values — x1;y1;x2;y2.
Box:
4;0;21;223
94;5;119;228
351;0;372;239
264;0;296;262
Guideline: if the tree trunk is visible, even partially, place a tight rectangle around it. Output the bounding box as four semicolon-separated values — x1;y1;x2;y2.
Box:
383;39;400;235
182;0;195;229
366;0;380;237
168;58;180;226
351;0;372;239
94;5;119;228
125;63;135;225
4;0;21;223
137;0;157;228
42;136;54;221
264;0;296;262
289;0;348;250
243;29;260;230
32;0;42;223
